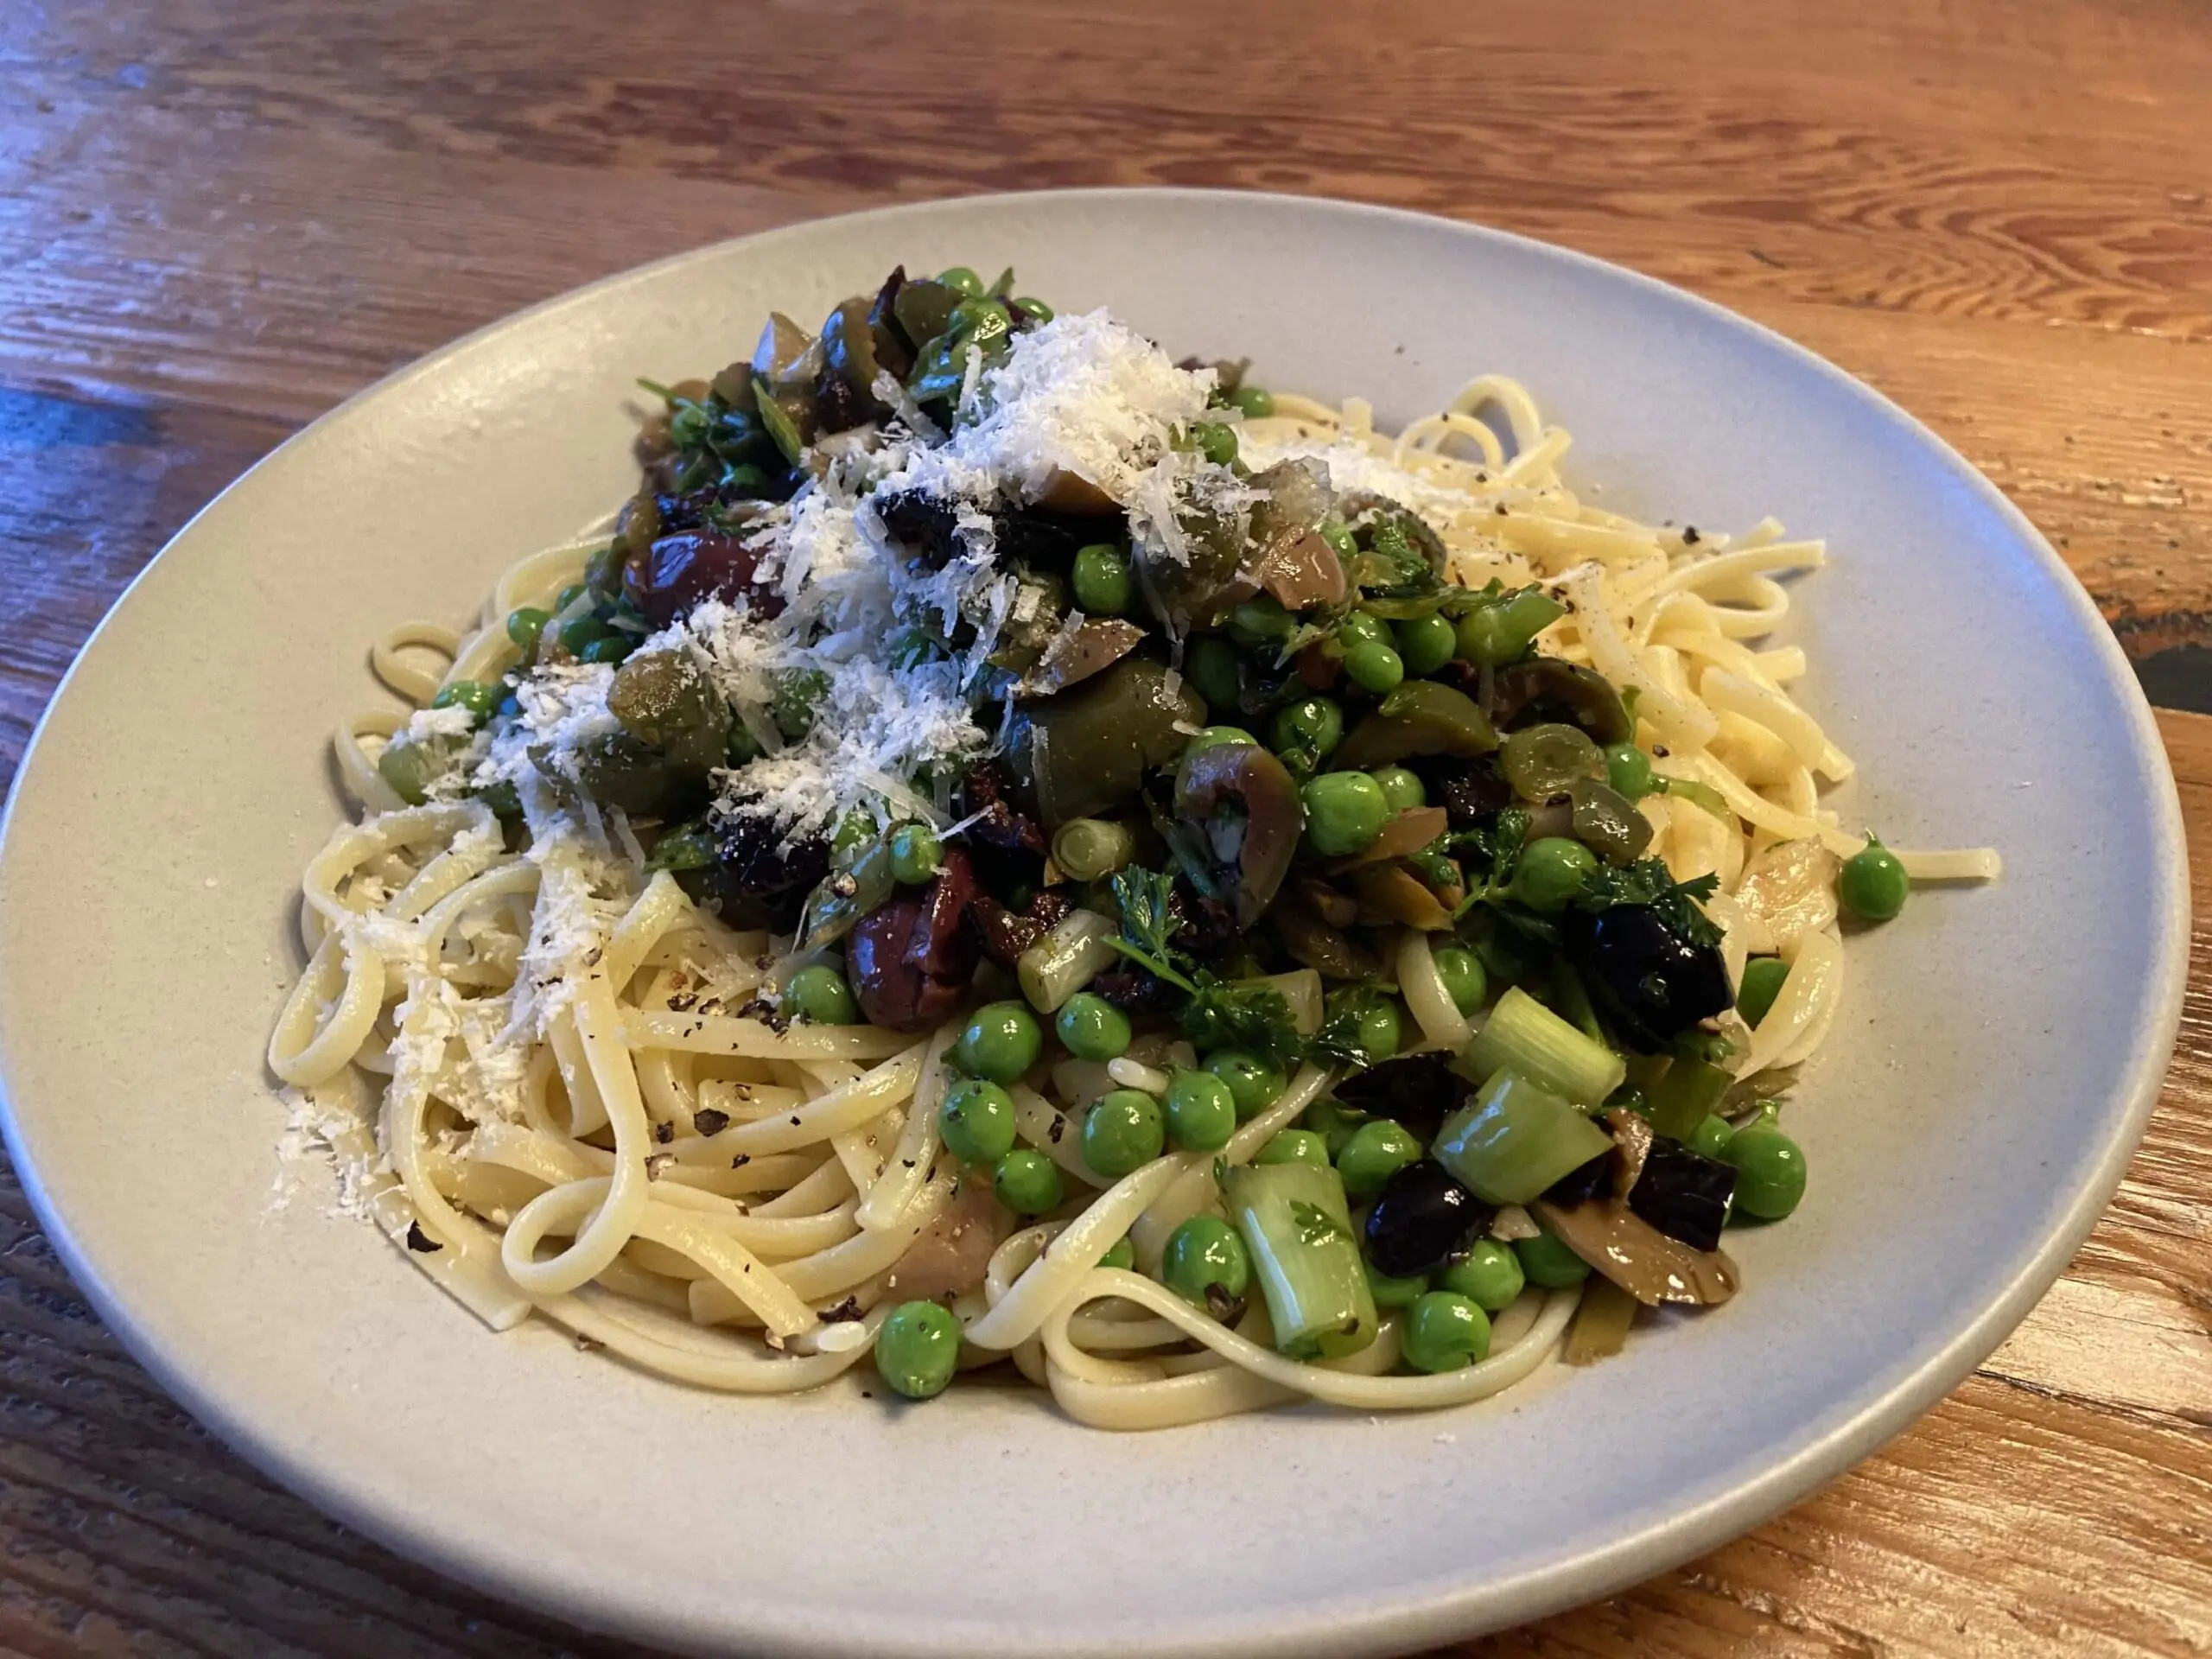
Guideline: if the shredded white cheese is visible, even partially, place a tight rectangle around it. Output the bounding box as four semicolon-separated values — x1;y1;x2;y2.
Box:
485;307;1224;847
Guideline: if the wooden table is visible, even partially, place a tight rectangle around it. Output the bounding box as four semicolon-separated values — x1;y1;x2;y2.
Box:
3;3;2206;1652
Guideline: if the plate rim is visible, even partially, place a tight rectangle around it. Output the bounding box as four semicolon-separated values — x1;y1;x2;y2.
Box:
0;186;2190;1657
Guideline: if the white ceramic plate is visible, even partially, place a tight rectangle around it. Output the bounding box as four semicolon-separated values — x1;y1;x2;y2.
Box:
0;191;2188;1658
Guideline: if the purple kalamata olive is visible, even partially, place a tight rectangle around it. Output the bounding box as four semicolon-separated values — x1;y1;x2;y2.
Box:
625;531;783;628
849;850;980;1031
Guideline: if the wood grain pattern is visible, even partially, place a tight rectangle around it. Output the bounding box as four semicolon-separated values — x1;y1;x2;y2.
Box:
0;1;2207;1653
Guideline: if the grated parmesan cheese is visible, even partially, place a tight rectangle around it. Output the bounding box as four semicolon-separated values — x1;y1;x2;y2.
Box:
482;307;1222;848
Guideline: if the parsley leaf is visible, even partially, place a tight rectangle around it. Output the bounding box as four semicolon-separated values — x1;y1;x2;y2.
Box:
1575;857;1723;948
1449;804;1531;916
1104;867;1198;994
1179;976;1304;1063
1289;1199;1349;1247
1306;983;1395;1069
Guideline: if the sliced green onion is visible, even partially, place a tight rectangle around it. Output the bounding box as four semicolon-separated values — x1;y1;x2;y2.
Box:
1644;1055;1733;1141
1016;907;1122;1014
1457;986;1625;1107
1051;817;1135;882
1224;1161;1377;1360
1432;1068;1615;1205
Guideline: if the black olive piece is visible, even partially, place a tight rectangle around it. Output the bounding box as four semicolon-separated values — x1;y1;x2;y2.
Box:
1541;1150;1616;1207
953;760;1047;856
1363;1160;1497;1280
1428;754;1514;830
1331;1053;1472;1136
1627;1137;1738;1254
1564;902;1733;1049
873;489;1105;573
676;817;830;933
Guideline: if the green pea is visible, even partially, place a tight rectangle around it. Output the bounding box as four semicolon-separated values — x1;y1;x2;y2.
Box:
1271;696;1344;765
1162;1216;1251;1313
1301;771;1389;856
874;1300;963;1400
1012;296;1053;322
956;1001;1043;1084
771;668;829;741
1394;613;1459;677
1343;640;1406;695
1253;1128;1331;1168
1840;836;1909;921
1430;945;1488;1014
559;613;611;655
1070;543;1134;615
1227;385;1274;419
1186;638;1242;711
1604;741;1654;799
784;963;859;1025
1164;1070;1237;1152
1514;1228;1592;1288
1337;611;1392;652
1723;1103;1807;1219
1186;725;1257;754
1737;956;1790;1027
1510;837;1598;912
888;822;943;886
506;607;552;653
1304;1097;1370;1160
1402;1291;1492;1373
994;1149;1064;1216
1189;420;1238;467
1082;1089;1165;1178
556;582;588;612
578;634;633;665
1686;1113;1733;1160
1370;766;1426;812
1365;1259;1430;1310
1337;1119;1422;1200
1098;1236;1135;1272
1438;1240;1524;1313
1336;995;1402;1063
1055;992;1132;1062
937;265;986;297
1206;1051;1285;1120
939;1077;1018;1166
1319;518;1357;559
429;679;500;722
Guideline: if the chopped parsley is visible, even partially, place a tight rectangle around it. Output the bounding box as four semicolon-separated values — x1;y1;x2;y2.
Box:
1289;1199;1349;1247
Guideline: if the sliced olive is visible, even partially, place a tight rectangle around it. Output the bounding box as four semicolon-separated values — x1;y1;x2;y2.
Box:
1491;658;1633;745
607;650;732;772
1007;656;1205;829
1174;741;1305;928
1332;679;1498;771
818;298;880;395
1567;777;1654;866
1498;722;1604;801
892;280;963;356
